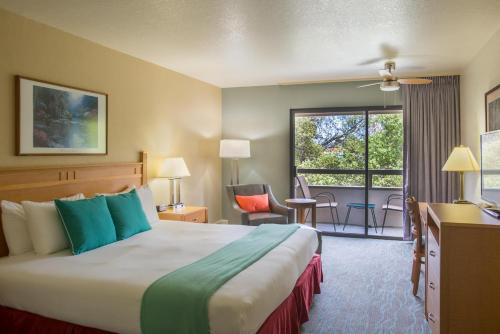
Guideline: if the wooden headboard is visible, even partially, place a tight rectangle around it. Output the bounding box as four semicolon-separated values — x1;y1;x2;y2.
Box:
0;151;148;257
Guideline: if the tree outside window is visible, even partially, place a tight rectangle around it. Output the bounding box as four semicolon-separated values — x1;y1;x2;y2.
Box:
295;112;403;188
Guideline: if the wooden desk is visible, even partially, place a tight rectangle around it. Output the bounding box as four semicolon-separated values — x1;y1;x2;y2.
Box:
158;206;207;223
425;203;500;334
285;198;316;228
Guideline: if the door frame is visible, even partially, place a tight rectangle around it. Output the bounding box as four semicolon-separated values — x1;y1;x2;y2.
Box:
290;105;403;240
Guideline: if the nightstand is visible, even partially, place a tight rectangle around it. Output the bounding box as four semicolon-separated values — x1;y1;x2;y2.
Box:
157;206;208;223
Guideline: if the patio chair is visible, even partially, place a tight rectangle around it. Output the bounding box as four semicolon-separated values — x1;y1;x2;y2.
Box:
296;176;339;231
381;193;404;234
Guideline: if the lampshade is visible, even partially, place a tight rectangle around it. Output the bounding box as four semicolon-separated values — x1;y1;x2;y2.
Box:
158;157;191;178
442;145;480;172
219;139;251;158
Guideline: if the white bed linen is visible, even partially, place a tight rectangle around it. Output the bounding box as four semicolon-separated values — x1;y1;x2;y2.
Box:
0;221;317;334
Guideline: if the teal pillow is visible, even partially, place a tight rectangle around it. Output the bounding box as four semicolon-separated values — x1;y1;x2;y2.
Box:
105;189;151;240
55;196;117;255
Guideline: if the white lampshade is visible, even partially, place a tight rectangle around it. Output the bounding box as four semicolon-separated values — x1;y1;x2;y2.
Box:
442;145;480;172
219;139;251;158
158;157;191;178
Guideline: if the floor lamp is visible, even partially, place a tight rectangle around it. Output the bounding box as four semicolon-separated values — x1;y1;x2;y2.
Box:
442;145;480;204
220;139;251;185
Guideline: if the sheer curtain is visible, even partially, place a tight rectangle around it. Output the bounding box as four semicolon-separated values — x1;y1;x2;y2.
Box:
402;75;461;239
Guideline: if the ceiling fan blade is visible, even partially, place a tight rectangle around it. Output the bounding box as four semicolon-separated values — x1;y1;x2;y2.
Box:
357;57;385;66
379;43;399;60
398;78;432;85
358;82;381;88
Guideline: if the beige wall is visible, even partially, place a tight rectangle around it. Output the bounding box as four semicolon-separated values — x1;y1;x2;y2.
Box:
221;82;401;223
461;28;500;203
0;9;222;221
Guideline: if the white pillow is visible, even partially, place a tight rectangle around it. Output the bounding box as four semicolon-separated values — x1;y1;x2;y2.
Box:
135;185;159;223
22;193;84;255
95;185;133;197
1;200;33;256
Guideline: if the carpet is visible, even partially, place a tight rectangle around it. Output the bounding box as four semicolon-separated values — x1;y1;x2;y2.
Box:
302;236;430;334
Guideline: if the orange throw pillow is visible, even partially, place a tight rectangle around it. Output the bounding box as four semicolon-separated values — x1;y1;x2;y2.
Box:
235;194;270;213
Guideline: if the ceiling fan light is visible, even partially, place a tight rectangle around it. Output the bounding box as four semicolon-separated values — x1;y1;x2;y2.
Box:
380;81;400;91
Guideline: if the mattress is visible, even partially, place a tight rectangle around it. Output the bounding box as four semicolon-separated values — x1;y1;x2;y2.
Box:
0;221;318;334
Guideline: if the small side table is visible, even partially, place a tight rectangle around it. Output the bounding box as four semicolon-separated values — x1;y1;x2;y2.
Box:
158;206;208;223
343;202;377;232
285;198;317;228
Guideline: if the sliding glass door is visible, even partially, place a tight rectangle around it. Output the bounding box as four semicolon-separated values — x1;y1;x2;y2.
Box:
290;106;403;239
367;110;404;237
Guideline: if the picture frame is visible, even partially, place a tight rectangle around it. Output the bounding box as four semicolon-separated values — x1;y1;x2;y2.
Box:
16;76;108;156
485;83;500;132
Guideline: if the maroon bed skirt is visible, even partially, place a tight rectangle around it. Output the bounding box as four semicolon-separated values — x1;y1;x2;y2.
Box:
256;253;323;334
0;254;322;334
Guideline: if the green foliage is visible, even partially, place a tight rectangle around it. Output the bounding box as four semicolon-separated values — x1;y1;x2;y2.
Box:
295;113;403;188
368;114;403;170
295;117;323;163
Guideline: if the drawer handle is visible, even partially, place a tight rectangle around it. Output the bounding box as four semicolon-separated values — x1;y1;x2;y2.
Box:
193;218;198;222
429;250;437;257
429;282;435;290
428;313;436;323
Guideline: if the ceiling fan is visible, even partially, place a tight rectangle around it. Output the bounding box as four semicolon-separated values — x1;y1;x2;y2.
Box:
358;61;432;91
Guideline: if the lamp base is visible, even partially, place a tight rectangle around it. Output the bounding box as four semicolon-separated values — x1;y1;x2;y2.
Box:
453;199;472;204
167;178;185;209
168;202;185;209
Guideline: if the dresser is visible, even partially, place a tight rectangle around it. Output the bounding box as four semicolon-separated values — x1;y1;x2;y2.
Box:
425;203;500;334
157;206;208;223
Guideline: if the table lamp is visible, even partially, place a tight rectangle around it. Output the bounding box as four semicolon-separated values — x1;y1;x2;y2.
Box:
219;139;251;185
442;145;480;204
158;157;190;208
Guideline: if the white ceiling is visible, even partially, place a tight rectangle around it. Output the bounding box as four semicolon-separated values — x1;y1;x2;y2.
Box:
1;0;500;87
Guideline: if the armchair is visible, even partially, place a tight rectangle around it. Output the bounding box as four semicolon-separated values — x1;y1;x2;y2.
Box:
226;184;294;226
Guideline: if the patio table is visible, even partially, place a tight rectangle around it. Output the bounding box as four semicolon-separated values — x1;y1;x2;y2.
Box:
342;202;378;233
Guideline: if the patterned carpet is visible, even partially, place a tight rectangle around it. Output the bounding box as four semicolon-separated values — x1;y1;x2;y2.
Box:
302;236;430;334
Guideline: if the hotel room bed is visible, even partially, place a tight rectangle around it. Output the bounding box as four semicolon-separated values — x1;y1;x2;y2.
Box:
0;220;318;334
0;152;322;333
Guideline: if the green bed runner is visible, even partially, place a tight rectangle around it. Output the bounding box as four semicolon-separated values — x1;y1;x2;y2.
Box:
140;223;300;334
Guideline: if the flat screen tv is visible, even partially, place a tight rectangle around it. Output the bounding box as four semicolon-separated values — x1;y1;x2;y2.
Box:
481;130;500;206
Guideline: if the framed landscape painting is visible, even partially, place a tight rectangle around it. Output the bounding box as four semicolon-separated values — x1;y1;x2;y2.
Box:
486;84;500;132
16;76;107;155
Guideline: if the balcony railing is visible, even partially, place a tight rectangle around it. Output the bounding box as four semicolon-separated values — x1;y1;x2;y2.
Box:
293;170;405;237
295;168;403;190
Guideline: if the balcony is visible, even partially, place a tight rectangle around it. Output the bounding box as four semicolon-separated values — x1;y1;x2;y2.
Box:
295;169;404;238
291;108;404;238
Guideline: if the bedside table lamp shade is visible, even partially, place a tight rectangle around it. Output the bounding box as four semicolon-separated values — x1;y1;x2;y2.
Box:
158;158;190;208
220;140;251;185
442;145;480;203
158;158;191;178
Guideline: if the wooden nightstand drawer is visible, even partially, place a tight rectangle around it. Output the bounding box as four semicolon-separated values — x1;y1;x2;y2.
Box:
158;206;207;223
184;210;206;223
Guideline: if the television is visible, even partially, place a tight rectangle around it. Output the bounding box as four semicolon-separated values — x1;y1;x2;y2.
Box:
481;130;500;206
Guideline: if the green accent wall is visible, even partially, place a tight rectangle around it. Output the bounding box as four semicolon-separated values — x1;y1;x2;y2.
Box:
221;81;401;222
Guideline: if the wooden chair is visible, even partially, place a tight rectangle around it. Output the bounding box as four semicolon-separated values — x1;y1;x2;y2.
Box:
406;196;425;296
296;176;340;231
